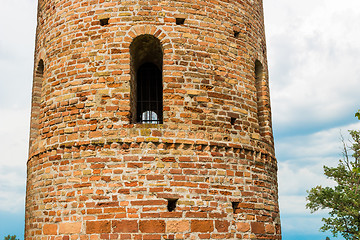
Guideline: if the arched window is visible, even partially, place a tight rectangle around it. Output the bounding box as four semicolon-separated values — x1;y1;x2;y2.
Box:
36;59;44;77
130;35;163;124
30;59;44;146
255;60;264;136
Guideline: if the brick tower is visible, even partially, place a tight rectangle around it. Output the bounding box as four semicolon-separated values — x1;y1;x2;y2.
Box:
26;0;281;239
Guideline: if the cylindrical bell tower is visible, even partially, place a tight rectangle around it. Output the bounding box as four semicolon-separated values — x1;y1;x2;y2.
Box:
26;0;281;239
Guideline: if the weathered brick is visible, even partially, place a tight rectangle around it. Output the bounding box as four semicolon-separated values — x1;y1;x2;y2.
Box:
86;221;111;234
265;224;275;234
112;220;138;233
191;220;214;232
59;222;82;234
251;222;265;234
43;224;57;235
236;222;250;232
215;220;230;232
139;220;165;233
166;220;190;233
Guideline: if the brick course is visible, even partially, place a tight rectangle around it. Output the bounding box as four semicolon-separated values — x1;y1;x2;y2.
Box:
26;0;281;239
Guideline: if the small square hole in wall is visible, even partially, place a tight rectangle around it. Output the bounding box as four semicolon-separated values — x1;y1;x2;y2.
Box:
167;199;178;212
232;202;240;214
230;117;236;125
176;18;185;25
100;18;110;26
234;31;240;38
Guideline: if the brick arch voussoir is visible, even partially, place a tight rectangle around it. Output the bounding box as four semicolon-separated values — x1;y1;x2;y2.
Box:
126;25;173;53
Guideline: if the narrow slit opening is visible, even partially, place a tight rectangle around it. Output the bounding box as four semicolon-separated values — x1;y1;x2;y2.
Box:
100;18;110;26
176;18;185;25
230;117;236;125
36;60;44;77
232;202;239;214
167;199;178;212
255;60;264;136
234;31;239;38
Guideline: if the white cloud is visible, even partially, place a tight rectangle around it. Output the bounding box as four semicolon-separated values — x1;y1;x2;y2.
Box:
0;0;36;214
0;109;29;213
0;183;26;213
265;0;360;134
276;120;360;239
265;2;360;234
0;0;37;109
278;160;333;196
276;122;360;161
277;121;360;197
279;195;309;216
0;0;35;222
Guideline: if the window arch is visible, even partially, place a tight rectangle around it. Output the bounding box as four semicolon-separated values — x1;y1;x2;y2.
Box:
130;34;163;124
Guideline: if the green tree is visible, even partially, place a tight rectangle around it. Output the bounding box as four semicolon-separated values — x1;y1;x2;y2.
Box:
4;235;19;240
306;114;360;240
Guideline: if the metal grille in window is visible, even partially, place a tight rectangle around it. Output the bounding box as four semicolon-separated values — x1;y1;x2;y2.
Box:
136;62;163;124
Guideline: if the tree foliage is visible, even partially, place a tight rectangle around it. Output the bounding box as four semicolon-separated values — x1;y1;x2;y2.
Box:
306;119;360;239
4;236;19;240
355;110;360;121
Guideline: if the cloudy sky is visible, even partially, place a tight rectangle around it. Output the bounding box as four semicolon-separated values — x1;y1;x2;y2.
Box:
1;0;360;239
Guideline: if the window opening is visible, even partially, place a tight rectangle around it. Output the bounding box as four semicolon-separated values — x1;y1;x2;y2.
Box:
176;18;185;25
232;202;240;214
136;63;163;124
30;59;44;146
167;199;178;212
141;111;159;124
255;60;264;136
130;34;163;124
255;60;263;95
234;31;239;38
36;59;44;77
230;117;236;125
100;18;109;26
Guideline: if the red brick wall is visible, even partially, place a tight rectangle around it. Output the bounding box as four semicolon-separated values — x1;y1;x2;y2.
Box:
26;0;281;239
